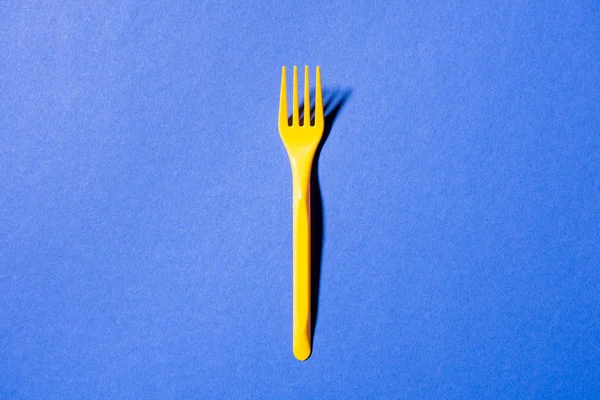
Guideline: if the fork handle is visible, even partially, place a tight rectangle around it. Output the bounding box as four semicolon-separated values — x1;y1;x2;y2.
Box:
292;165;312;361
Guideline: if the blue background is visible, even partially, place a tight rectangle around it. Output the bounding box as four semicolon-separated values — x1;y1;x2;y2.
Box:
1;1;599;398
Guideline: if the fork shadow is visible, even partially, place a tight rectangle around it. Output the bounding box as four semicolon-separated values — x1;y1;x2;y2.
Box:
307;88;352;343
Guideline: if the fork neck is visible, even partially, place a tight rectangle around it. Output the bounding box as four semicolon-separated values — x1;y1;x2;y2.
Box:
288;153;314;196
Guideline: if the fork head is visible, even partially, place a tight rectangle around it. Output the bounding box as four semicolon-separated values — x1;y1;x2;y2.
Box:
278;66;324;151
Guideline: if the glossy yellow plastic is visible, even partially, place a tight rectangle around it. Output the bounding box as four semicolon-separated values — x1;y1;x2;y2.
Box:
278;66;324;361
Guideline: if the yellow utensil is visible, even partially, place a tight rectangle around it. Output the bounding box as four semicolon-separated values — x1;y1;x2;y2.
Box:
278;65;324;361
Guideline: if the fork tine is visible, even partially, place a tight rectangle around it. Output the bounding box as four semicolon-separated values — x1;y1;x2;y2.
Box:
314;66;323;127
279;66;288;128
304;66;310;127
292;66;299;126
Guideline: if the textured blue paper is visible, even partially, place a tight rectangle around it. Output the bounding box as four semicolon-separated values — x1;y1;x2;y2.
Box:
1;1;599;398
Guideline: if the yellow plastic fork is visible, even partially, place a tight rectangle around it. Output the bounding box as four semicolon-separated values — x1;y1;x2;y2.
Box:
278;66;324;361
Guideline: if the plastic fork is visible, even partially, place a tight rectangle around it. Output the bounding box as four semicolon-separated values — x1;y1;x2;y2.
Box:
278;66;324;361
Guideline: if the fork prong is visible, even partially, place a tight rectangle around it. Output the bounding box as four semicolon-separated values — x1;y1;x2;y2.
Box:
279;67;288;128
314;66;324;128
292;66;299;126
304;66;310;127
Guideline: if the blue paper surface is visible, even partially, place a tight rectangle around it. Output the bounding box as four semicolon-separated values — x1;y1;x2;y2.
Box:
1;1;599;398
